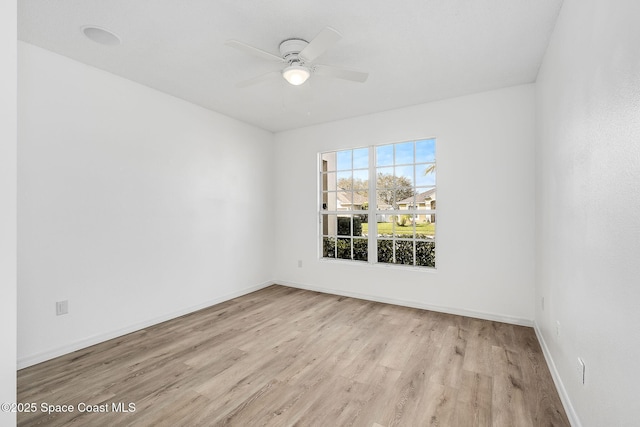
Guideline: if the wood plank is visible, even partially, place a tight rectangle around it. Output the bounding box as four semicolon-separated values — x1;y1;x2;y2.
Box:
451;370;493;427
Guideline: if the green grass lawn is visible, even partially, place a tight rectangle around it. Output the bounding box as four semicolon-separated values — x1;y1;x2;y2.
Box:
362;221;435;236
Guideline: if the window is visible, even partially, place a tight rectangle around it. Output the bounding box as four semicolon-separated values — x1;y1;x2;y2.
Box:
320;148;369;261
320;139;436;268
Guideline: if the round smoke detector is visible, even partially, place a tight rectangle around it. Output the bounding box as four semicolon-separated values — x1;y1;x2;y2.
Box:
81;26;121;46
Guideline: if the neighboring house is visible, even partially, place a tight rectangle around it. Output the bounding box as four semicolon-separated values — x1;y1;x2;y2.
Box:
336;188;367;211
375;202;393;223
397;188;436;223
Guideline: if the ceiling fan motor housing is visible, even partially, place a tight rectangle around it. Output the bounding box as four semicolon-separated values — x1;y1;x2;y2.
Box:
279;39;309;64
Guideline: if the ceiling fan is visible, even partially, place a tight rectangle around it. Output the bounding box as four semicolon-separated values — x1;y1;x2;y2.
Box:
225;27;369;88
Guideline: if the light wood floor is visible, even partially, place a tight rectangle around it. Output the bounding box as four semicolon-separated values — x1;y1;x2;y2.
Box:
18;285;570;426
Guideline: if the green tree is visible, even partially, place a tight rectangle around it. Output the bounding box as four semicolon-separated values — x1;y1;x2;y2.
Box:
337;173;415;208
376;173;413;208
337;177;368;197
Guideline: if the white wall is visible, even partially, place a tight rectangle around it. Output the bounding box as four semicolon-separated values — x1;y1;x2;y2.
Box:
18;42;275;367
274;84;536;324
1;1;17;425
535;0;640;425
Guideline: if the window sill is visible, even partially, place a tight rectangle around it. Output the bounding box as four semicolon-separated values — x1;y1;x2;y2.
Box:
318;257;437;273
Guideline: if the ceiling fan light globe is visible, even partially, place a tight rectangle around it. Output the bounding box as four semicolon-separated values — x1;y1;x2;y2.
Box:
282;65;310;86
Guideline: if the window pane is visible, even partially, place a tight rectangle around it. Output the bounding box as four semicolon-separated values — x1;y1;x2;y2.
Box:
353;148;369;169
412;188;435;209
397;193;414;210
395;189;414;209
356;214;367;236
353;238;368;261
323;237;336;258
338;190;352;211
337;216;351;236
375;213;387;225
322;214;338;236
321;152;336;171
395;141;414;164
416;214;436;240
322;192;337;211
395;240;414;265
354;190;368;212
416;139;435;163
415;164;436;186
337;171;352;189
377;239;393;263
337;238;351;259
416;241;436;267
376;218;392;237
337;150;352;170
377;188;397;209
395;165;414;186
334;215;362;236
376;167;394;186
322;172;336;192
353;169;368;185
393;215;415;238
376;144;393;167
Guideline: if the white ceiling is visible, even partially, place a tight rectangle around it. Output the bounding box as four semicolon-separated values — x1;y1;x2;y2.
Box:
18;0;563;133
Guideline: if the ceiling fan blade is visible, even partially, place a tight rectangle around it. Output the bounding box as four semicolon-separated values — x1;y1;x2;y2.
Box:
298;27;342;63
225;40;284;63
313;64;369;83
235;70;281;88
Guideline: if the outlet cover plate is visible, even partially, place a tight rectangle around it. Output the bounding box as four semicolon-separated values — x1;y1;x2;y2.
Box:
56;300;68;316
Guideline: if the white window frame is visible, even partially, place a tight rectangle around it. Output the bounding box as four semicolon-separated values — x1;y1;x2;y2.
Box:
319;138;436;268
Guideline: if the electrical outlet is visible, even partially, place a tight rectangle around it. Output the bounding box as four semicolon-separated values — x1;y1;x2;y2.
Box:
56;300;68;316
297;260;303;268
555;321;560;339
541;296;545;311
577;357;585;384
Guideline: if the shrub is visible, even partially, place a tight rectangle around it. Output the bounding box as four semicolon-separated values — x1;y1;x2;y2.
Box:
322;237;368;261
323;237;336;258
377;239;435;267
336;238;351;259
377;239;393;263
395;240;413;264
324;237;434;267
337;216;362;236
416;241;436;267
353;238;368;261
397;215;410;227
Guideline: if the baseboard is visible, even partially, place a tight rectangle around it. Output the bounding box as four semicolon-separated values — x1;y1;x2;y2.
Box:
534;322;582;427
276;280;533;327
17;280;274;370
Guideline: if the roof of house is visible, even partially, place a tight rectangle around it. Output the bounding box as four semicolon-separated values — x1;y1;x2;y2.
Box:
397;188;436;205
337;188;367;206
